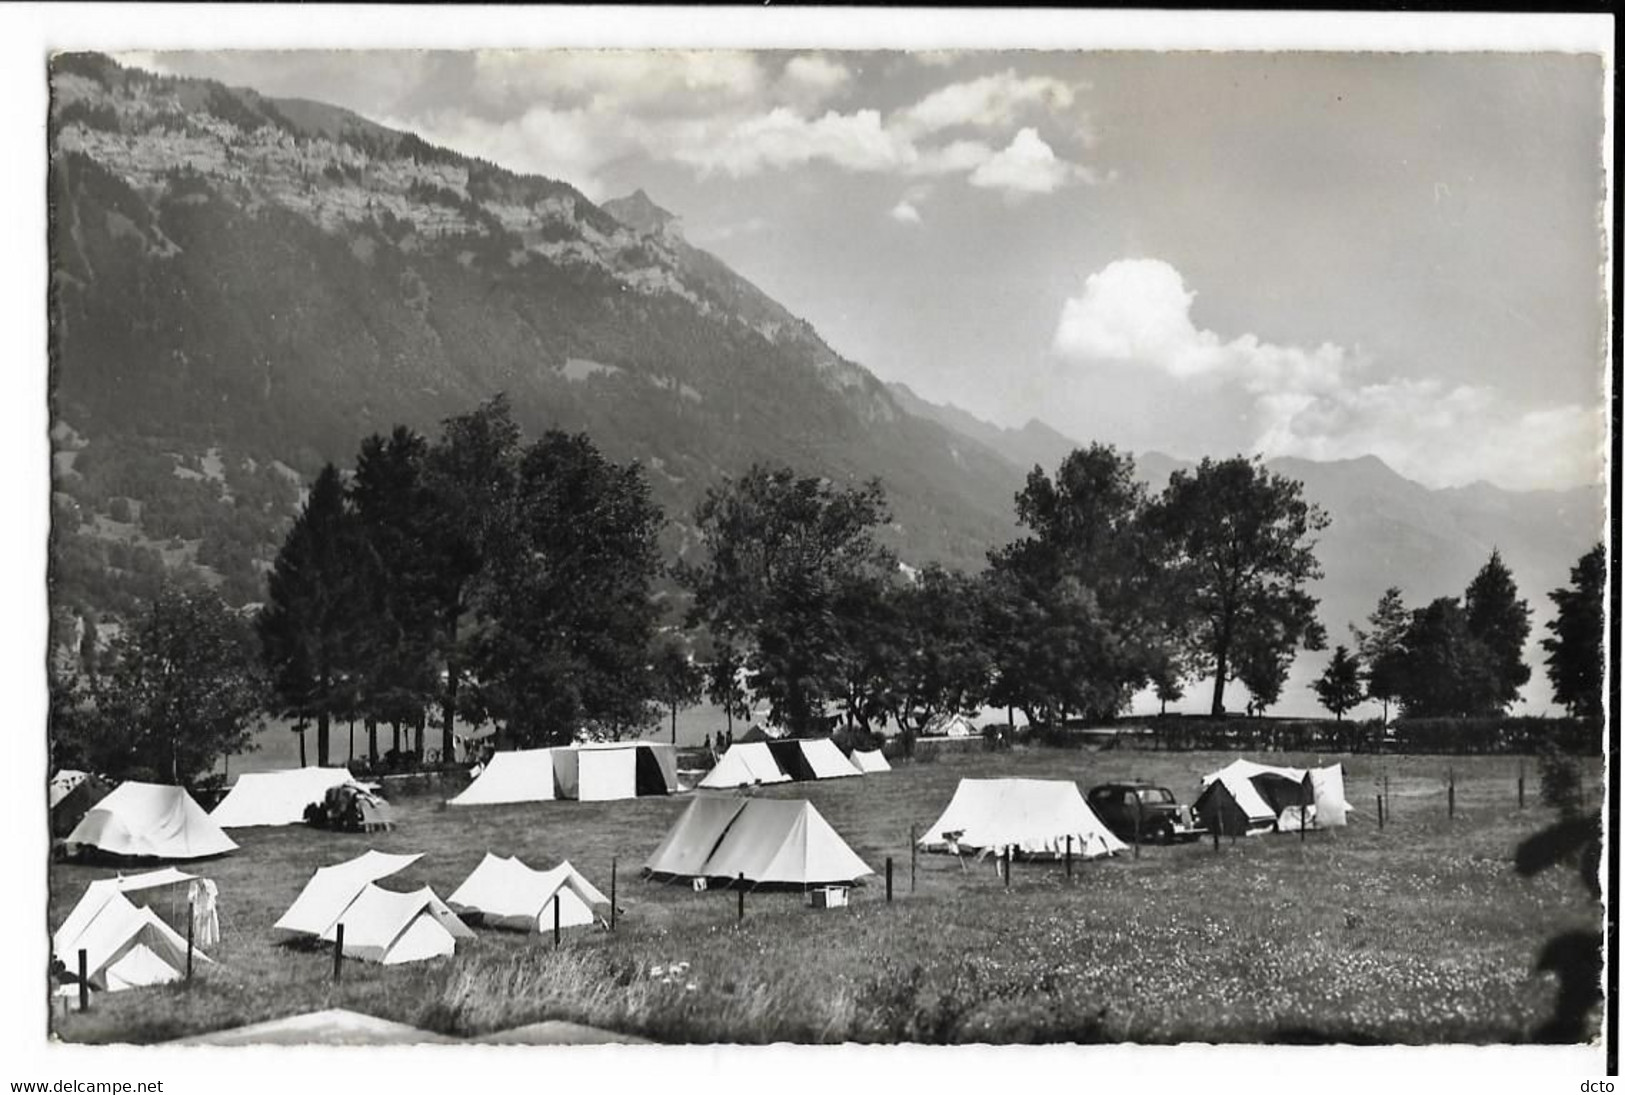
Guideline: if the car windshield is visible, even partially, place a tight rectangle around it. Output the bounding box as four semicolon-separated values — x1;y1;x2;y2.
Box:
1136;788;1174;804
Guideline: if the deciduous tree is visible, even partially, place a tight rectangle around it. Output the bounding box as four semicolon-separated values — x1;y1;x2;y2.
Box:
1313;644;1364;721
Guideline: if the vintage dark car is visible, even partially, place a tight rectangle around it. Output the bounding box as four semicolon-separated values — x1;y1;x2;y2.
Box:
1086;781;1204;844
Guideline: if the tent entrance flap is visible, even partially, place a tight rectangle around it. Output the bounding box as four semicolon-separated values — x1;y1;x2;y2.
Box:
633;748;670;796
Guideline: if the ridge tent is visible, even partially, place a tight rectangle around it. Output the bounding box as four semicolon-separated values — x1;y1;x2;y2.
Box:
448;749;561;806
64;782;238;861
919;779;1126;859
50;770;114;840
317;884;473;965
210;767;360;828
923;712;978;738
571;742;679;801
644;796;873;887
698;742;790;789
52;891;207;993
765;740;819;782
274;850;424;937
53;868;219;993
851;749;891;774
795;738;863;779
643;795;749;878
447;854;609;931
1195;760;1352;834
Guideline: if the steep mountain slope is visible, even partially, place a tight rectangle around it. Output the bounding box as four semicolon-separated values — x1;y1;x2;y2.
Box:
47;53;1025;632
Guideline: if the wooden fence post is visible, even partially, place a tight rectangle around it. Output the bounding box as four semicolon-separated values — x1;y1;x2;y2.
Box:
1517;761;1525;810
553;893;561;949
1448;767;1455;820
909;825;917;893
1065;834;1073;880
1377;794;1385;830
1003;846;1011;888
333;925;344;982
1132;793;1142;860
610;857;618;932
186;900;195;981
886;857;894;903
737;874;746;923
77;949;89;1012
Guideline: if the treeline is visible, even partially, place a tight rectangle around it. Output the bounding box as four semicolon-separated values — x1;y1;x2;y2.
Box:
49;399;1605;787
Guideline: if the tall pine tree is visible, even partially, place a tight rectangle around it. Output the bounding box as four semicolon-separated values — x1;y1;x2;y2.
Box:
1464;549;1532;712
1543;543;1605;722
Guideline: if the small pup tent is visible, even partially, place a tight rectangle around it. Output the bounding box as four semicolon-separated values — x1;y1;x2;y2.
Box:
698;742;791;789
644;796;874;887
50;769;114;839
447;854;609;931
1194;760;1351;835
274;850;424;937
53;868;218;993
794;738;863;780
851;749;891;774
449;749;561;806
210;767;359;828
64;782;238;861
923;712;978;738
317;884;473;965
919;779;1126;859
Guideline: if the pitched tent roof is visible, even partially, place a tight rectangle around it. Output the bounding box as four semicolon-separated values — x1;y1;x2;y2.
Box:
318;884;473;964
698;742;789;789
65;782;238;861
1198;760;1350;830
449;749;560;806
50;770;115;839
919;779;1126;859
643;795;748;878
274;850;424;936
210;767;359;828
53;867;198;959
796;738;863;779
851;749;891;774
924;712;978;738
701;799;874;886
53;890;210;992
447;854;608;931
644;796;873;887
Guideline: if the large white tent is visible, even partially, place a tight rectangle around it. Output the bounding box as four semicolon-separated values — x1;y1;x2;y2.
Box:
698;742;790;789
644;796;873;887
447;854;609;931
210;767;360;828
274;850;424;937
53;868;216;993
449;749;560;806
1196;759;1351;833
65;782;238;861
317;884;473;964
919;778;1126;859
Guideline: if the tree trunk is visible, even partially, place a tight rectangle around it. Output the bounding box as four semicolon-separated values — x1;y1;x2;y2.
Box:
416;708;428;764
1210;644;1229;717
348;718;355;763
367;717;378;765
392;721;401;755
317;710;331;768
442;662;459;769
670;703;678;745
297;726;307;767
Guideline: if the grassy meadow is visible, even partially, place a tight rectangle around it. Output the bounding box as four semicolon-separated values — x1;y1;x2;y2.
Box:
47;745;1602;1045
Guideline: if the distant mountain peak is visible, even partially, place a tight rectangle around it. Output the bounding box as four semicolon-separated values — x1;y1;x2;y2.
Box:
603;189;683;240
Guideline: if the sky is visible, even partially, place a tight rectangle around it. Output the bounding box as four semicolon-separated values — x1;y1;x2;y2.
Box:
109;46;1610;492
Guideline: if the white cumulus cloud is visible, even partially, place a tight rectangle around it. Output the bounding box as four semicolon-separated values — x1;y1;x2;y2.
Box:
1052;258;1601;490
901;70;1078;135
969;128;1087;196
889;200;922;224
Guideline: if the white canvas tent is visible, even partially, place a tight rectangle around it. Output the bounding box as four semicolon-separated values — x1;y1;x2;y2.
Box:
50;769;91;809
572;742;679;801
796;738;862;779
919;778;1126;859
65;782;238;861
447;854;609;931
317;884;473;964
1197;759;1351;832
644;796;873;887
698;742;790;789
924;712;978;738
449;749;560;806
53;868;216;993
274;850;423;937
851;749;891;774
210;767;359;828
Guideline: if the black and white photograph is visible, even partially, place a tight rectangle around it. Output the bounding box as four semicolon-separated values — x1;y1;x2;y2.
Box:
5;5;1615;1089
